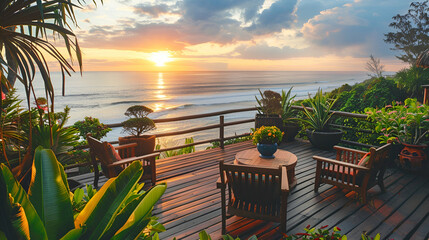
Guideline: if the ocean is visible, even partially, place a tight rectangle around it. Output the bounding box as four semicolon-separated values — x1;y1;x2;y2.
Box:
18;71;371;149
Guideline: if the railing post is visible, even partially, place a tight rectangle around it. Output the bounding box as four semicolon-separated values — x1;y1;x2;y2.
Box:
220;115;224;149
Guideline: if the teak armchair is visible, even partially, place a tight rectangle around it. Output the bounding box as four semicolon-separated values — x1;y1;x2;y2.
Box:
217;160;289;234
313;143;391;203
87;134;159;188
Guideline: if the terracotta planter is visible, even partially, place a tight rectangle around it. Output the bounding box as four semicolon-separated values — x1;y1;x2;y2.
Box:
118;135;156;157
306;129;343;150
255;114;282;129
399;143;427;171
282;123;300;142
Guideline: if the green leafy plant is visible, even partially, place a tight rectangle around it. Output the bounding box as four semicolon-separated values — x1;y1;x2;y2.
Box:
301;89;337;131
280;88;299;125
122;105;156;137
255;89;282;115
394;66;429;101
284;225;346;240
73;117;112;141
155;138;196;158
0;147;167;239
365;98;429;145
207;136;252;149
251;126;283;144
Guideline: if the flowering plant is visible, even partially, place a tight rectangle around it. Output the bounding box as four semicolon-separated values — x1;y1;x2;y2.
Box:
251;126;283;144
365;98;429;145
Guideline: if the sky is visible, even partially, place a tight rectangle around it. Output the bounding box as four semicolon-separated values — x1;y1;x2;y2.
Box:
69;0;414;72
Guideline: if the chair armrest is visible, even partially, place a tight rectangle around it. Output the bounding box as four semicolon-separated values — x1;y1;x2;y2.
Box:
216;172;228;189
109;152;160;167
313;155;369;171
334;145;368;155
114;143;138;150
281;166;289;192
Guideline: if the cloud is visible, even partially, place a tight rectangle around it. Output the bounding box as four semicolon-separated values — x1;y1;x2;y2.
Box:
133;3;177;18
301;0;411;57
246;0;299;35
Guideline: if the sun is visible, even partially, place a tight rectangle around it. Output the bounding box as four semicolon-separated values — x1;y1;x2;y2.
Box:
148;51;173;67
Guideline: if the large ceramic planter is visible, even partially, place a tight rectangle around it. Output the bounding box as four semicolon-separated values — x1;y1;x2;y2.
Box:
282;123;300;142
257;143;278;158
399;143;427;171
118;135;156;157
306;129;343;150
255;114;282;129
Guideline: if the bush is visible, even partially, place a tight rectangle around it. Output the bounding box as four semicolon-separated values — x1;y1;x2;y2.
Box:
73;116;111;141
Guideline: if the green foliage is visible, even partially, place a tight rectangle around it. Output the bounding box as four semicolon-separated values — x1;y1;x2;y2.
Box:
0;147;167;240
384;1;429;64
301;89;337;131
155;138;196;158
122;105;156;137
255;89;282;115
280;88;299;125
365;98;429;145
0;0;101;107
71;185;97;219
284;225;346;240
73;117;112;141
251;126;283;144
395;66;429;101
207;136;252;149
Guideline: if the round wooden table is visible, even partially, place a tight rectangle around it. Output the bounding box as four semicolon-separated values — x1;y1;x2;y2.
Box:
234;148;298;188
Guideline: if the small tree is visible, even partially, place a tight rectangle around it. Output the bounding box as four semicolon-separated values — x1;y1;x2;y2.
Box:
122;105;156;137
384;1;429;64
366;55;385;78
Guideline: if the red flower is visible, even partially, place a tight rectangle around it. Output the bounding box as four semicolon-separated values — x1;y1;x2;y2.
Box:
306;225;311;229
320;225;328;229
296;233;311;236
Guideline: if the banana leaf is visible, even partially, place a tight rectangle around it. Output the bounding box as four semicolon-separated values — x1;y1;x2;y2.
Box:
28;147;74;240
0;163;47;239
74;161;143;239
113;183;167;239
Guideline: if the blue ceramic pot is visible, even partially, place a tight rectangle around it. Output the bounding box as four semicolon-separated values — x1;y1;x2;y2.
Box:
257;143;278;159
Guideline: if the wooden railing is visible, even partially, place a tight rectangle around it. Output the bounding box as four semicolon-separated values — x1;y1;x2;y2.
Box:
65;106;376;170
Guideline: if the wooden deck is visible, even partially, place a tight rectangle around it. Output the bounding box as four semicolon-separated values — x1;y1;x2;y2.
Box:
70;140;429;240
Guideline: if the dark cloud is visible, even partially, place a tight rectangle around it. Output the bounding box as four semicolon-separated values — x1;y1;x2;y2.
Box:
246;0;299;35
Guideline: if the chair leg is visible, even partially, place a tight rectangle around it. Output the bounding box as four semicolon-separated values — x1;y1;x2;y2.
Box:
151;158;156;186
314;162;322;192
377;169;386;193
361;189;367;204
220;188;227;235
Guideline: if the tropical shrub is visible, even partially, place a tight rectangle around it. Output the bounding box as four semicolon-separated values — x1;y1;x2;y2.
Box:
251;126;283;144
156;137;196;158
365;98;429;145
0;147;167;239
394;66;429;101
280;88;299;125
255;89;282;115
73;117;112;141
122;105;156;137
301;89;337;131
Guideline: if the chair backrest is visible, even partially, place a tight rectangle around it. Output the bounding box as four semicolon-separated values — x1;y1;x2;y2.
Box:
219;161;284;211
87;134;120;178
367;143;392;170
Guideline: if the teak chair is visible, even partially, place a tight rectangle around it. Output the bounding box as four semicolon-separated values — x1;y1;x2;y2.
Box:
313;143;391;203
87;134;159;188
217;160;289;234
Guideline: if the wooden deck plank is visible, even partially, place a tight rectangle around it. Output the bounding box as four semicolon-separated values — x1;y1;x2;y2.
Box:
69;140;429;239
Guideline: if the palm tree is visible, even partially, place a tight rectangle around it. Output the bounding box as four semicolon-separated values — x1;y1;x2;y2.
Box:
0;0;100;109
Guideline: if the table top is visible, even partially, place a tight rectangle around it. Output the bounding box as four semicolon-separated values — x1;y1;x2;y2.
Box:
235;148;297;169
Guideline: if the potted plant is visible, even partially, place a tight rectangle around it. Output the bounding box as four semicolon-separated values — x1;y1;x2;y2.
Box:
251;126;283;158
365;98;428;171
118;105;156;157
302;89;343;149
280;87;301;142
255;89;283;130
